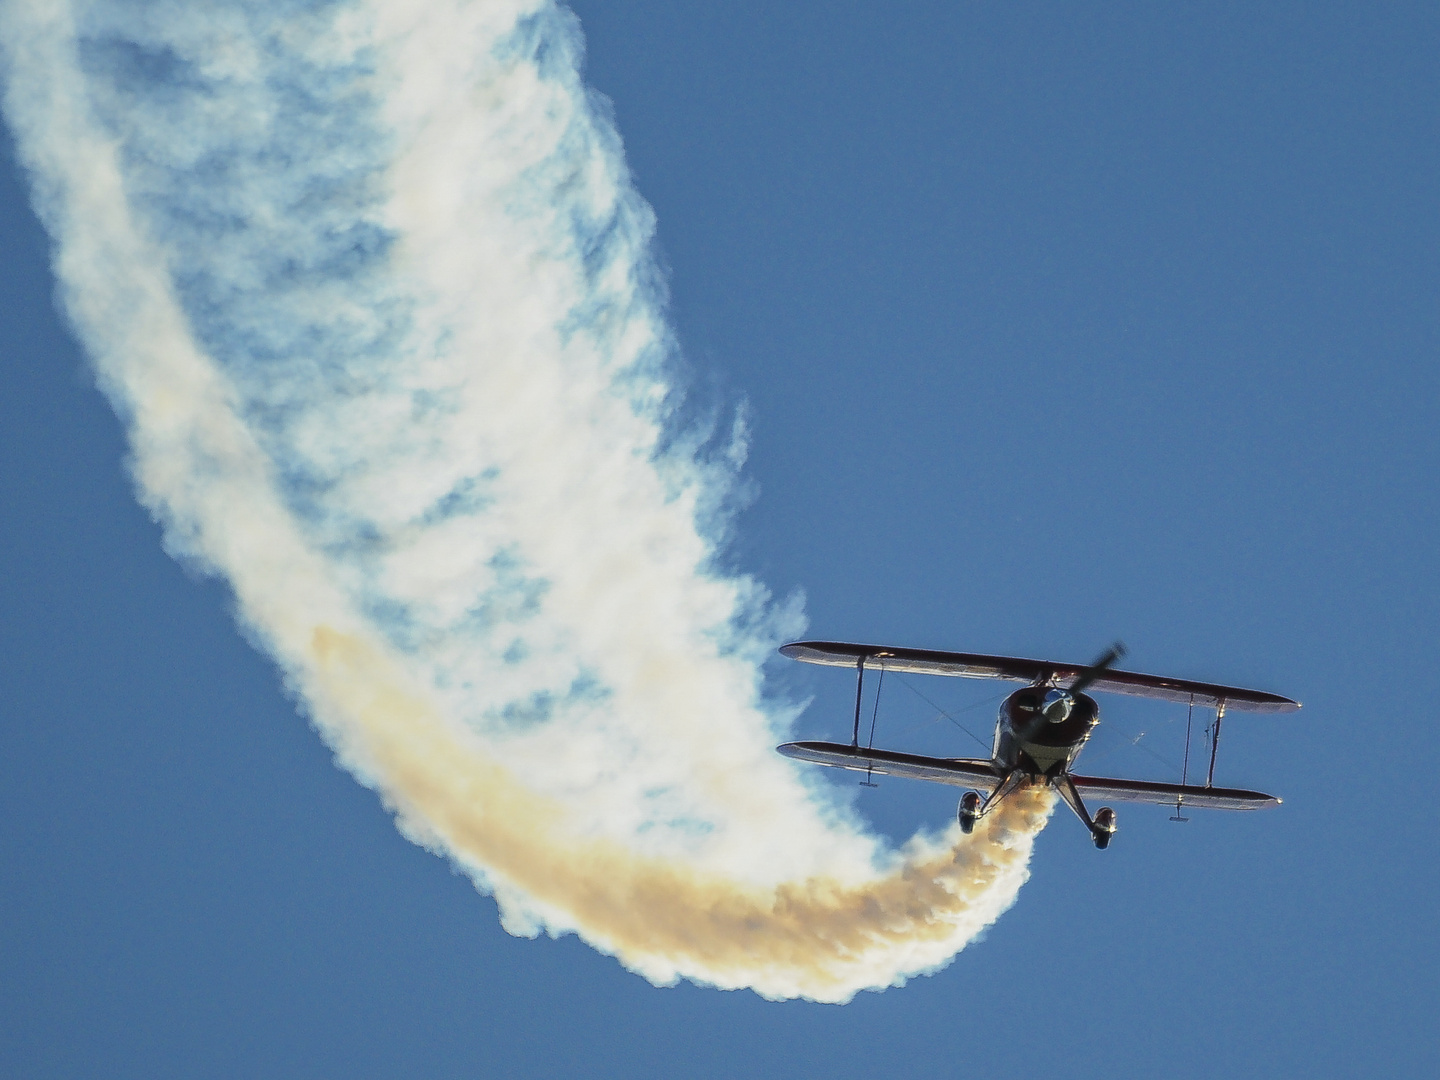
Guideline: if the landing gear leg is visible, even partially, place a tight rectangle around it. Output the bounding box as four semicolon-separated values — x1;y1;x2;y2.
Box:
958;772;1024;835
978;769;1026;819
1056;774;1117;849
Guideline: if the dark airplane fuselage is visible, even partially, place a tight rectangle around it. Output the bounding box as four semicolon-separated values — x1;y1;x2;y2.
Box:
992;687;1100;778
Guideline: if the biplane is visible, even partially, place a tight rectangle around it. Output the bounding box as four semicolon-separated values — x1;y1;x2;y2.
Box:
776;641;1299;848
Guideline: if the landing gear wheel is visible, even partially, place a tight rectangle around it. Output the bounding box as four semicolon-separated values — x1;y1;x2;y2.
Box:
1092;806;1116;850
958;791;981;835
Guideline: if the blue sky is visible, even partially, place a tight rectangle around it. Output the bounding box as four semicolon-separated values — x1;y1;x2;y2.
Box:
3;2;1437;1076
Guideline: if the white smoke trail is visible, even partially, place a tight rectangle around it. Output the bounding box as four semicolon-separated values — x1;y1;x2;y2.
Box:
1;0;1053;1001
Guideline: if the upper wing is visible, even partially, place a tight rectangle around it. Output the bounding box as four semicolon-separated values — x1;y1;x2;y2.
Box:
779;641;1300;713
1069;773;1280;810
776;741;1003;791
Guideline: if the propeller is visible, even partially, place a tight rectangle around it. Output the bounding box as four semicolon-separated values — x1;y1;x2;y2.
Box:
1041;641;1128;722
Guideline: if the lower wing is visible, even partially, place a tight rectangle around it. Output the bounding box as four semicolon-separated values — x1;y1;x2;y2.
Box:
776;741;1003;790
1069;774;1280;810
777;743;1280;811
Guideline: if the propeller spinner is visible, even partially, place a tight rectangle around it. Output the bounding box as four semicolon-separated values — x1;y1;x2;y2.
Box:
1040;641;1127;722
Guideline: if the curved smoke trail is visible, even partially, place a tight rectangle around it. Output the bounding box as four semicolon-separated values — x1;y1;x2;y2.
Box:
1;0;1053;1001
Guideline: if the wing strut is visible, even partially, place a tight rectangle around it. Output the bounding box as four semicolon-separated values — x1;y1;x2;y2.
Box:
850;654;866;747
1205;698;1227;788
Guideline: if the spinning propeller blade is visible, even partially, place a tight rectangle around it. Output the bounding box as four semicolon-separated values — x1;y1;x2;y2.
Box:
1041;642;1127;722
1065;641;1127;697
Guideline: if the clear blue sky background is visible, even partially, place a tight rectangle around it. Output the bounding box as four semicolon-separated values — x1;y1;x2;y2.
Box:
3;2;1437;1076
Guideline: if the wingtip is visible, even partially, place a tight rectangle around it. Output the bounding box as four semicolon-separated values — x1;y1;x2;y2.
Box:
778;641;821;660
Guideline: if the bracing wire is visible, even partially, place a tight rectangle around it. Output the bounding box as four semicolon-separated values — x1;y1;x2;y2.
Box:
892;674;993;752
866;664;885;749
1079;704;1185;772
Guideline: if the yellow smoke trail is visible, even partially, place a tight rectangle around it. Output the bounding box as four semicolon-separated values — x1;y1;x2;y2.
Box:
310;627;1054;1002
1;0;1059;1002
